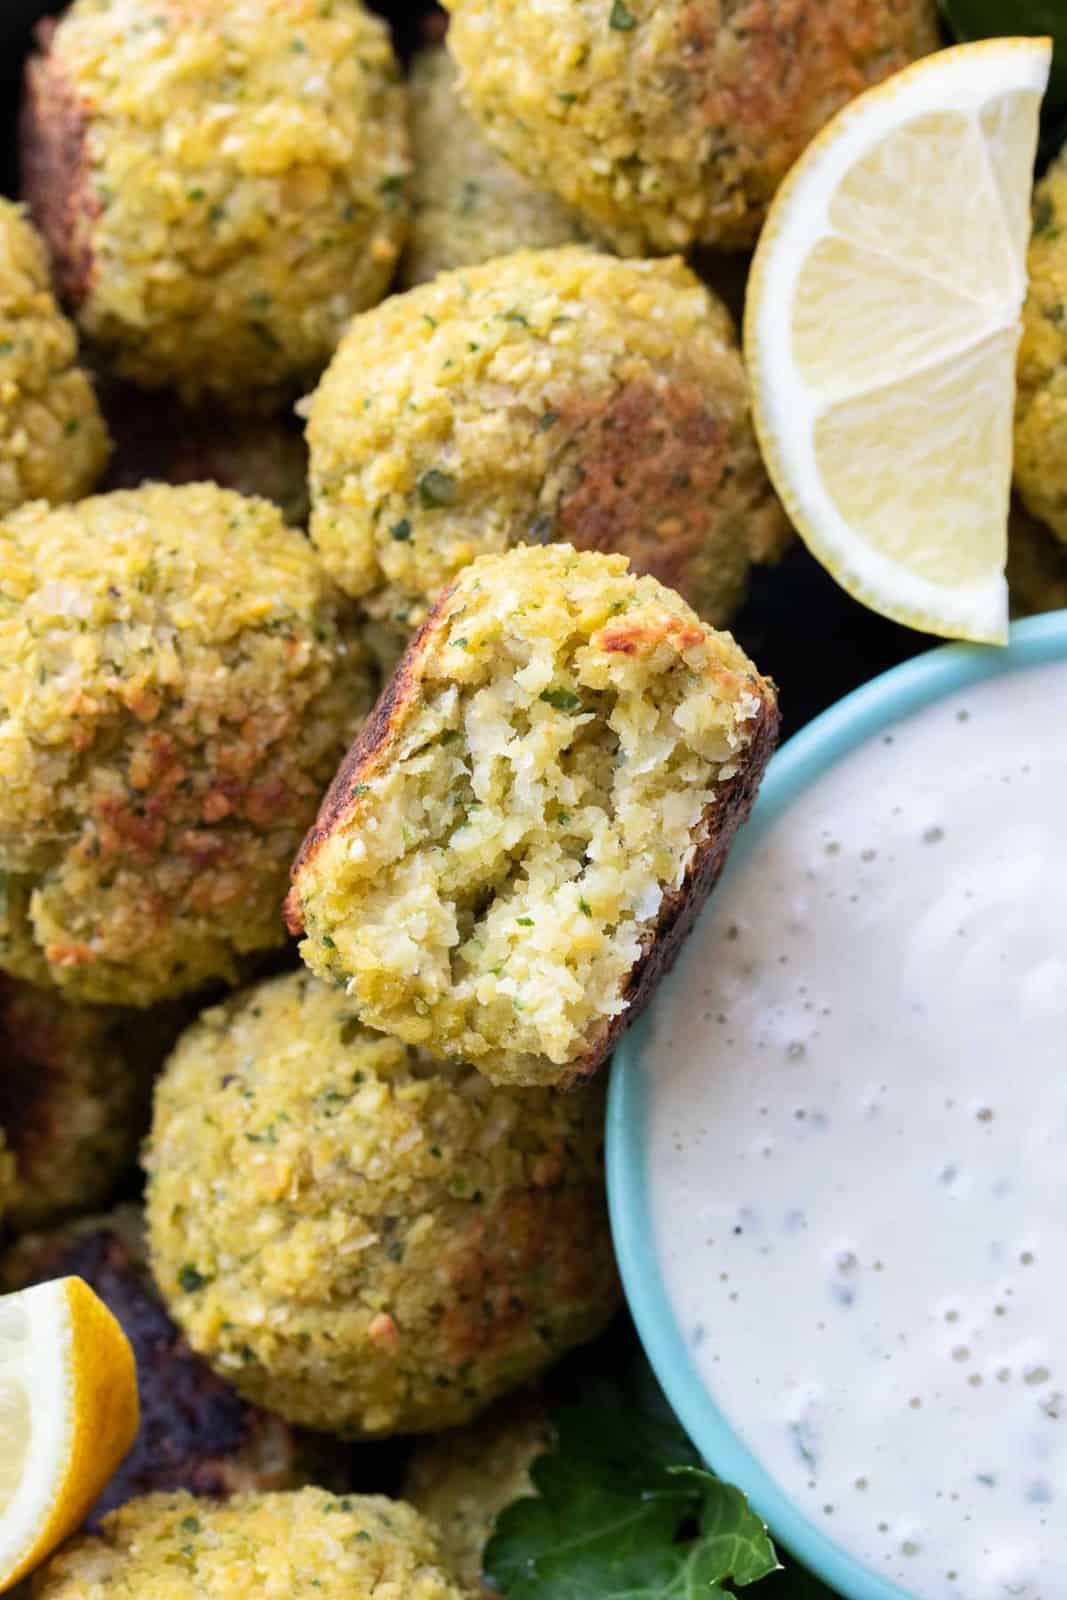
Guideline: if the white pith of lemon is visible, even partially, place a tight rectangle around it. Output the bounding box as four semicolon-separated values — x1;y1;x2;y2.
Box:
0;1277;138;1593
745;38;1051;644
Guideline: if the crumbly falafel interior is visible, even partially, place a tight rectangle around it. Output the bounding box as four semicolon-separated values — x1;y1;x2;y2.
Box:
299;550;761;1081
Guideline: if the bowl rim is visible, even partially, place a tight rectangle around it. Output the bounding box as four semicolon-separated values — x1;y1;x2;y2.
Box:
606;607;1067;1600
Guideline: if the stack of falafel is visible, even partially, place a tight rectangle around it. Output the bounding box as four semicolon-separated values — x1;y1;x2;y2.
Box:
2;0;1063;1594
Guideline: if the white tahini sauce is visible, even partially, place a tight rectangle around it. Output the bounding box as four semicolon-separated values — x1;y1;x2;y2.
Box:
647;660;1067;1600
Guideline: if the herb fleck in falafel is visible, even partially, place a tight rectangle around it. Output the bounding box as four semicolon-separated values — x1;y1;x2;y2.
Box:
443;0;940;252
286;544;779;1088
306;246;787;643
31;1489;466;1600
0;198;109;514
145;971;617;1437
0;483;375;1006
21;0;411;408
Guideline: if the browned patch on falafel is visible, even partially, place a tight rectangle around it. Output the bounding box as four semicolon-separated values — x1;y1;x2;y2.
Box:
437;1183;614;1370
688;0;923;216
285;597;446;933
550;380;732;604
20;21;98;304
596;610;708;658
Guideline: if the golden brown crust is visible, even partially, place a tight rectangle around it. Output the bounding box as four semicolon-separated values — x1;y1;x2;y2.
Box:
20;24;98;304
287;574;778;1085
444;0;939;253
550;379;757;622
286;595;448;926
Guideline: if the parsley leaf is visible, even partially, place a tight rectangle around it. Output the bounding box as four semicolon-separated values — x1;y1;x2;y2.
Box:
540;687;584;712
486;1358;784;1599
418;469;458;508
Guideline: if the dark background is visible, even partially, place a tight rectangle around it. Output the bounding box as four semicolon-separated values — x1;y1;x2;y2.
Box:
0;0;939;742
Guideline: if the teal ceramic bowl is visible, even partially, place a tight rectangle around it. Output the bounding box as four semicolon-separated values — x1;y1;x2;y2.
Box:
606;609;1067;1600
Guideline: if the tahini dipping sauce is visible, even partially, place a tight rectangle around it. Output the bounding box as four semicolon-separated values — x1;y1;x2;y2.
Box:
647;659;1067;1599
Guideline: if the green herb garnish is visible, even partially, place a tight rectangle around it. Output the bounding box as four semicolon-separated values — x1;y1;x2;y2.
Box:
418;469;458;508
540;687;583;712
486;1355;785;1600
379;173;408;210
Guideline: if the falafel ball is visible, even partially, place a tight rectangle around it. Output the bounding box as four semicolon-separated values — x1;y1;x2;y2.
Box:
305;247;788;645
145;970;618;1437
0;484;375;1007
404;1398;551;1591
402;48;589;290
1007;500;1067;617
1015;147;1067;543
21;0;411;408
0;977;148;1232
101;381;310;528
286;545;779;1089
0;198;109;514
2;1208;342;1514
442;0;940;254
32;1489;466;1600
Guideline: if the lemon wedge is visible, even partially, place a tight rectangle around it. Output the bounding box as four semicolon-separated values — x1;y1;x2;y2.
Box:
0;1278;138;1593
745;38;1051;644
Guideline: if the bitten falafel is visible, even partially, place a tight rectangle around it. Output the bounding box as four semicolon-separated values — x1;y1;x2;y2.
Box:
31;1489;466;1600
305;247;788;644
2;1209;322;1514
286;545;779;1088
21;0;411;408
0;977;149;1231
1015;145;1067;543
443;0;940;252
402;48;588;289
145;970;617;1437
0;484;375;1006
0;198;109;514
